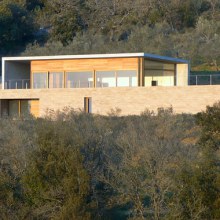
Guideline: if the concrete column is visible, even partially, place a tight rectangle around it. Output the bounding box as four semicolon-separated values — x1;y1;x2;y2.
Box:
176;63;189;86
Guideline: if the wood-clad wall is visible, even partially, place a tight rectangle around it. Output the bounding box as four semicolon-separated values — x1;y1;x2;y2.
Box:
31;58;139;72
30;100;39;117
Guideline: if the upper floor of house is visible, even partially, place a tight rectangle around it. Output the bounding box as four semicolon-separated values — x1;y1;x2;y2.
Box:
1;53;189;90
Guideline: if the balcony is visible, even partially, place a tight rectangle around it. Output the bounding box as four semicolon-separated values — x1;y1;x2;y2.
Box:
4;79;94;89
3;73;194;90
4;79;30;89
3;76;178;89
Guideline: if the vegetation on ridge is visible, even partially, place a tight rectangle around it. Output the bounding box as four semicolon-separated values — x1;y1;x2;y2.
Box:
0;104;220;219
0;0;220;70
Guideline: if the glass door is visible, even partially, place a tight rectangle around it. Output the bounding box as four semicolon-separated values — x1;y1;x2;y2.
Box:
49;72;64;88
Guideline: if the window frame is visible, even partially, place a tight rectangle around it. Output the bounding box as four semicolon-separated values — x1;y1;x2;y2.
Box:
48;71;64;89
65;70;94;88
32;71;49;89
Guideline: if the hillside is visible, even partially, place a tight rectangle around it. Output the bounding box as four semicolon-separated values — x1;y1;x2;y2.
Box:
0;106;220;219
0;0;220;70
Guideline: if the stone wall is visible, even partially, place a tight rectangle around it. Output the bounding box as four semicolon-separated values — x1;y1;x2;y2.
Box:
0;85;220;116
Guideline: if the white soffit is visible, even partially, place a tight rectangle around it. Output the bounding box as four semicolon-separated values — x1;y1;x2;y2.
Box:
2;53;188;63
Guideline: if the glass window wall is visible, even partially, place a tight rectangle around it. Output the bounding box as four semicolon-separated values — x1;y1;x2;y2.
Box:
20;100;31;116
6;100;35;117
9;100;19;117
117;70;137;87
96;71;116;87
66;72;93;88
33;70;138;88
49;72;63;88
33;72;48;89
145;60;175;71
144;60;175;86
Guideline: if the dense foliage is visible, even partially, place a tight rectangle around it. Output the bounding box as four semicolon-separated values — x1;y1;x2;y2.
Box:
0;104;219;219
0;0;220;69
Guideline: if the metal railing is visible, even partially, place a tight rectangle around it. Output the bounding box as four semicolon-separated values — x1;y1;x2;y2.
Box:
189;74;220;85
33;81;94;88
33;82;47;89
5;79;30;89
4;80;94;89
4;75;220;89
66;81;94;88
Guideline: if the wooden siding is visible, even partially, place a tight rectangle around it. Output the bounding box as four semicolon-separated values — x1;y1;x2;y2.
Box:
30;100;39;117
31;58;139;72
31;58;139;89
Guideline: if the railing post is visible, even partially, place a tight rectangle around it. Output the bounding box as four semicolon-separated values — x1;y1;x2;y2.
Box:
196;76;198;85
210;75;212;85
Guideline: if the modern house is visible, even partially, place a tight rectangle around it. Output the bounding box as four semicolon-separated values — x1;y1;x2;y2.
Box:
1;52;218;117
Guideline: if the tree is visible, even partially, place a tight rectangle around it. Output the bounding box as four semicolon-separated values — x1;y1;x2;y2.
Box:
102;109;196;219
0;118;35;219
0;0;35;53
170;102;220;219
23;119;92;219
42;0;86;45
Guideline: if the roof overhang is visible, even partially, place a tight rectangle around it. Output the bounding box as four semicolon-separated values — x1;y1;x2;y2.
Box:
2;52;188;64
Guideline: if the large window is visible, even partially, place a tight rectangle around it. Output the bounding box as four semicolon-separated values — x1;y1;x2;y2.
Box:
33;72;48;89
144;61;175;71
117;70;137;87
20;100;31;116
8;100;31;117
9;100;19;117
49;72;63;88
96;71;116;87
3;99;39;118
32;70;138;88
66;72;93;88
144;60;175;86
96;70;137;87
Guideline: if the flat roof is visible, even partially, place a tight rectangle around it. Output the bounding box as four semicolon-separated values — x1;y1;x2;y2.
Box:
2;52;188;63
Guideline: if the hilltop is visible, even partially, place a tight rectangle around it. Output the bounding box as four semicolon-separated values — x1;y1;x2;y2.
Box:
0;0;220;70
